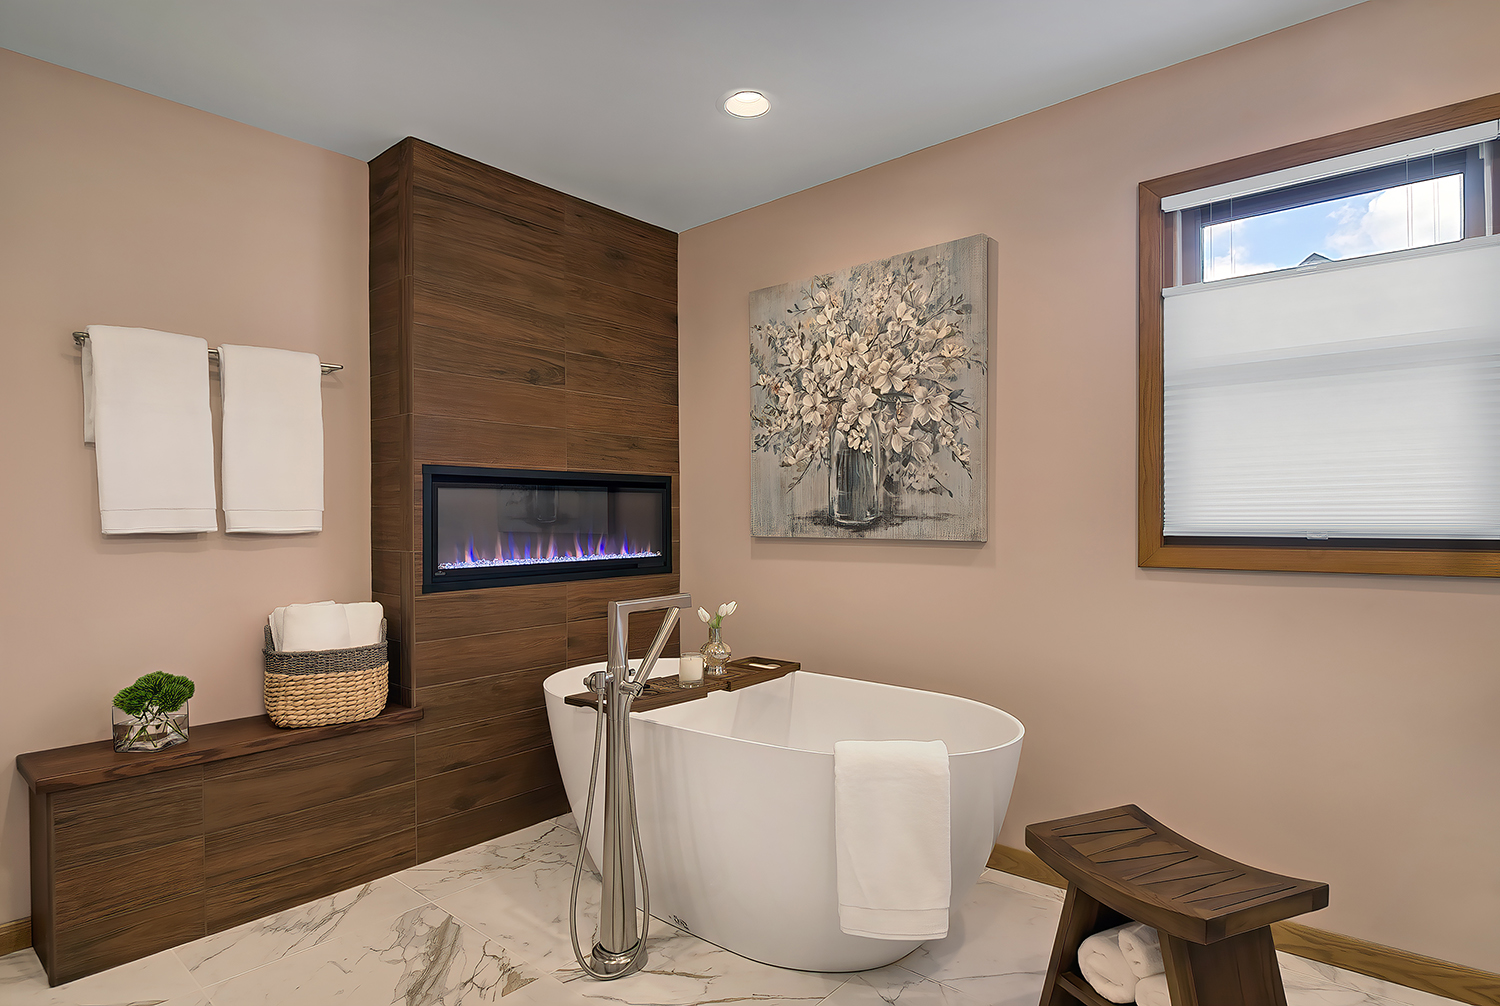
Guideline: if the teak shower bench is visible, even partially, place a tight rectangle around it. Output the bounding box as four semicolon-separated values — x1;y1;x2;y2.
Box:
1027;805;1329;1006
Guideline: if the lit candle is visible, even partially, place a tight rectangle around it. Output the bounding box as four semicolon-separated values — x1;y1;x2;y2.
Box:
678;653;704;686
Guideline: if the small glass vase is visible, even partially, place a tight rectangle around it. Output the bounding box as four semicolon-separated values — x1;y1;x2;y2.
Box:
112;702;189;753
701;625;732;677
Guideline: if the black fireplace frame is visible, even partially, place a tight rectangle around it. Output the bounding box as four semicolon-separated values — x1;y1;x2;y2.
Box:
421;465;672;593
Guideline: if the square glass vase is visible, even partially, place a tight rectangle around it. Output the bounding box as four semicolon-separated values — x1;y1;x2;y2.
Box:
112;702;189;753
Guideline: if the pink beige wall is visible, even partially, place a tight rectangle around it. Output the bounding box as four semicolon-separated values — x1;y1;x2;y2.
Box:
680;0;1500;972
0;50;370;926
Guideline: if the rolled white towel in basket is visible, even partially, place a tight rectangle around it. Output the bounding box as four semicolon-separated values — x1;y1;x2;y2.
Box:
1077;925;1138;1003
1118;921;1165;978
269;600;334;651
345;601;385;647
1135;972;1173;1006
270;601;384;651
280;602;351;652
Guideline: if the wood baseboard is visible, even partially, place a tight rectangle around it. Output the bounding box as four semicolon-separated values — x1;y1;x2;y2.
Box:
987;845;1499;1006
0;917;31;957
1269;920;1500;1006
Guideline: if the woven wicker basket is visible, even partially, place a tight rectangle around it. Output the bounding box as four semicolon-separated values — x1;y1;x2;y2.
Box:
263;623;388;728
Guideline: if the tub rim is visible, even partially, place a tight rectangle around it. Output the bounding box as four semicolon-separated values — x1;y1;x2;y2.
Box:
544;660;1025;759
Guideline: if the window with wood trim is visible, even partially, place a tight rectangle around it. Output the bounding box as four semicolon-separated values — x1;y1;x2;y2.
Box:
1139;94;1500;576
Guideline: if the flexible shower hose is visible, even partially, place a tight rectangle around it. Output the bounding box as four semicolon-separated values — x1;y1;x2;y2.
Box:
568;683;651;980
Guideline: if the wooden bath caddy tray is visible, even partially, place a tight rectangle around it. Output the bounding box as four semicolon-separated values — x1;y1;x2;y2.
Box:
565;656;799;712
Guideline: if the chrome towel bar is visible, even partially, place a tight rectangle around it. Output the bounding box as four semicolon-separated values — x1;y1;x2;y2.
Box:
72;331;344;374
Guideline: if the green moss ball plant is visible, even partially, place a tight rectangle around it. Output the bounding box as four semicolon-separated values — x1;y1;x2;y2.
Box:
112;671;195;752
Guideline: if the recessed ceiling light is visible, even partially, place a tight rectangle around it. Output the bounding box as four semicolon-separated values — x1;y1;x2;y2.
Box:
724;90;770;118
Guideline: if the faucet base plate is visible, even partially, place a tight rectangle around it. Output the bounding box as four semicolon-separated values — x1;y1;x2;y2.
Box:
589;942;646;977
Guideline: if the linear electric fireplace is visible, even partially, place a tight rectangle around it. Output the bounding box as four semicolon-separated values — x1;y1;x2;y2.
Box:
422;465;671;592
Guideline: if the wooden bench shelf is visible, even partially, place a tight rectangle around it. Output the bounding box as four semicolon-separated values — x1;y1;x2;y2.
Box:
18;703;424;986
18;703;424;794
1028;805;1328;1006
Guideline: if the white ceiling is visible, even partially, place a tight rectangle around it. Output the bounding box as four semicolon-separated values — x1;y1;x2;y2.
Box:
0;1;1367;231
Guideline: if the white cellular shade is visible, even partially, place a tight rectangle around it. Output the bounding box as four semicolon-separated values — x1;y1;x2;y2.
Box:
1162;239;1500;540
1159;121;1499;212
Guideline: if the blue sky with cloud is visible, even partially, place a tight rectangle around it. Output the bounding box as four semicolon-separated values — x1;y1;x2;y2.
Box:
1203;173;1463;281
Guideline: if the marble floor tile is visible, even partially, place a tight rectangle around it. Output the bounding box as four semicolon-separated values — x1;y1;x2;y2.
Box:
0;947;205;1006
895;872;1060;1006
0;814;1474;1006
497;971;589;1006
550;925;846;1006
435;830;601;977
435;821;845;1005
207;902;545;1006
398;817;582;903
822;964;985;1006
174;875;429;986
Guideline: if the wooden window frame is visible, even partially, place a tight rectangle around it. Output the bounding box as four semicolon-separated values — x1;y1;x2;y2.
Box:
1138;92;1500;577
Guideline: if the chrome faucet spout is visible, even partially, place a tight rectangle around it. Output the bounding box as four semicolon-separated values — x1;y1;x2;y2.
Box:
607;593;692;682
631;606;682;687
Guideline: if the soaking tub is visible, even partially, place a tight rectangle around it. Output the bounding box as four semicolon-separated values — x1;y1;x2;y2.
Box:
543;660;1024;972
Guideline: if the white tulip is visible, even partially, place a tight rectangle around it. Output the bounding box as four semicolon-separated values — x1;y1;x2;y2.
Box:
697;607;711;624
717;602;730;617
725;600;737;616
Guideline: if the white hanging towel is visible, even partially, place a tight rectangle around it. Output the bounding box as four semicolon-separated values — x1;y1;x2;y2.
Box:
833;739;951;941
82;325;217;534
217;344;324;533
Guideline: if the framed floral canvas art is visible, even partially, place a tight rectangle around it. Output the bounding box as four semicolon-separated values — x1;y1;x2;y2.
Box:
750;235;988;540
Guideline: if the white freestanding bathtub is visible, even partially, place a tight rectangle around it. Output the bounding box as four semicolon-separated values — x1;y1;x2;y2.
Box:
543;660;1024;972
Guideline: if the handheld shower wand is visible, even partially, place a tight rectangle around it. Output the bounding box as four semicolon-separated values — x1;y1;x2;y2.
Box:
569;593;691;980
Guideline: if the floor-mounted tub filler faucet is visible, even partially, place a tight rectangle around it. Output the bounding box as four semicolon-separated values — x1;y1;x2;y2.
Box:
569;592;692;979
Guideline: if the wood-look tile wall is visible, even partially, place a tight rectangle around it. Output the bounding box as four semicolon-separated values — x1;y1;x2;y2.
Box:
369;138;681;862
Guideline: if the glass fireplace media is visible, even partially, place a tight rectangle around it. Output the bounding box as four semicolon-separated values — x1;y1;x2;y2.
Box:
422;466;671;592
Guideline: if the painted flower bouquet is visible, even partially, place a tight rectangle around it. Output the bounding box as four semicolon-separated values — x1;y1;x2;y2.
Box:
751;248;983;502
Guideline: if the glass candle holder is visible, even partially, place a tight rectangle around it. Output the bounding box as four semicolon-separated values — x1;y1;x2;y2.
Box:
677;653;704;686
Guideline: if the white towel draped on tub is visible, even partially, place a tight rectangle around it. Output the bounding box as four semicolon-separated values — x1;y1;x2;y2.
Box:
82;325;217;534
217;344;324;533
833;739;951;941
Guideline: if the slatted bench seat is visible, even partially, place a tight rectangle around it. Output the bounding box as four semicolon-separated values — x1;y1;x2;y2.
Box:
1026;805;1329;1006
